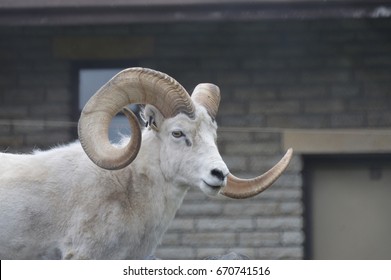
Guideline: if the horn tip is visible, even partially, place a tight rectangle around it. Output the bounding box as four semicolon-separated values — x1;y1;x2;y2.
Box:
286;147;293;160
286;147;293;158
281;148;293;170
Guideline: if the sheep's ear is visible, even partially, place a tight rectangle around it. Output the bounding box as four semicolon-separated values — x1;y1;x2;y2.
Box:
144;105;164;132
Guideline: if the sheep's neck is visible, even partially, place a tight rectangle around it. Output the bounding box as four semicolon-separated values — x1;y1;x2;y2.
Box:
130;131;189;255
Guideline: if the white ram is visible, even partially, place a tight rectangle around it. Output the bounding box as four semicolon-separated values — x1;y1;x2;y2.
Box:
0;68;292;259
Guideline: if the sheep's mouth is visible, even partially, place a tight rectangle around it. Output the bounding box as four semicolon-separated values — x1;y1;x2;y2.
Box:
202;180;222;190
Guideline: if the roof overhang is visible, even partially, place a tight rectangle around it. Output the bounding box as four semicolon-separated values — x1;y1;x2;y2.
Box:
1;1;391;26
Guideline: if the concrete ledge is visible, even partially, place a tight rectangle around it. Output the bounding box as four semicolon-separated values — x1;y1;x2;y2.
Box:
283;129;391;154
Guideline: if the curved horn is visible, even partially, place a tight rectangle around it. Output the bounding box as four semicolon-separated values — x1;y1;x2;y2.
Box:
191;83;221;120
220;148;293;199
78;67;195;170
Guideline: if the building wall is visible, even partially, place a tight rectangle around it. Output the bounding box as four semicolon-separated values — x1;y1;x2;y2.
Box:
1;18;391;259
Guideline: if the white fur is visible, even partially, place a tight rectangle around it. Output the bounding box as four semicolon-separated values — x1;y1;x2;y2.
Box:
0;105;229;259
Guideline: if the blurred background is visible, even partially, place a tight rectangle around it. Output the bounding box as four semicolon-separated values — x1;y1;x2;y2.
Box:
1;0;391;259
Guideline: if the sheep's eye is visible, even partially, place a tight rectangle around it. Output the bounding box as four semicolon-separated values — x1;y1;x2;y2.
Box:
172;131;184;138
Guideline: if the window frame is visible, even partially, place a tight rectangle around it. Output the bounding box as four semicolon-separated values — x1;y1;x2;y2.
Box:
71;60;138;140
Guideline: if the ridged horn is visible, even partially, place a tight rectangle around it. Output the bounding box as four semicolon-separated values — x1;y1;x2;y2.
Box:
220;148;293;199
78;67;195;170
191;83;221;120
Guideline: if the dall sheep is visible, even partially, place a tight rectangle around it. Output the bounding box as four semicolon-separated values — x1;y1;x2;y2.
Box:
0;68;292;259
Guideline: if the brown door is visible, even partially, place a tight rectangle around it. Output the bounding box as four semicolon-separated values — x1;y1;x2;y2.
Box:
307;158;391;259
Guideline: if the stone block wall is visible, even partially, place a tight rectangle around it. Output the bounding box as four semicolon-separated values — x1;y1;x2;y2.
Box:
1;18;391;259
0;28;73;152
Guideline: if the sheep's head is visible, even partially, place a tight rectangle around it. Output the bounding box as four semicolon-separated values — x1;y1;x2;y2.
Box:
78;68;292;199
142;85;228;197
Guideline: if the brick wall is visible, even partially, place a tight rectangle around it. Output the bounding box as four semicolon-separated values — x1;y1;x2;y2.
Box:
1;18;391;259
0;27;73;152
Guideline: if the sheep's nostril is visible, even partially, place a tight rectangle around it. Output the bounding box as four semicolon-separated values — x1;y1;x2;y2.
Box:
211;168;225;181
